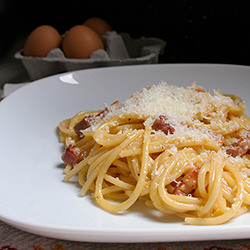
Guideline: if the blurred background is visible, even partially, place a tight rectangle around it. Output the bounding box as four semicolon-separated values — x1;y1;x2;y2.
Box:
1;0;250;85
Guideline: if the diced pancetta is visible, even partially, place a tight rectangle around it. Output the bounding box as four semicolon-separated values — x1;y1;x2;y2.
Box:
152;115;175;135
174;167;200;196
62;144;88;165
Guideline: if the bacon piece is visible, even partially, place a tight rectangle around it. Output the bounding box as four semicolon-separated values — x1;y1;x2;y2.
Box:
110;100;121;107
152;115;175;135
62;144;88;165
193;86;207;93
97;107;109;119
73;115;96;137
226;135;250;157
73;101;121;137
174;167;200;196
98;101;121;118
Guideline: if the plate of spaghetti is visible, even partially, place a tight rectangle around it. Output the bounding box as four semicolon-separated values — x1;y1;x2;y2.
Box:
0;64;250;242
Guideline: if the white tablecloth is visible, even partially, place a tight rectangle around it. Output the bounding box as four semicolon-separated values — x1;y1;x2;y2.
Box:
2;220;250;250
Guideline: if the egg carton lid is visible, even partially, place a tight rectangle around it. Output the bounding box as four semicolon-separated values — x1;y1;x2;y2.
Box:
15;31;166;81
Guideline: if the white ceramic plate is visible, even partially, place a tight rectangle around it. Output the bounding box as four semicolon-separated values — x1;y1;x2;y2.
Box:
1;64;250;243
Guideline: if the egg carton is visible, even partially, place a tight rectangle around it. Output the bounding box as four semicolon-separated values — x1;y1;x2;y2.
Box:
15;31;166;81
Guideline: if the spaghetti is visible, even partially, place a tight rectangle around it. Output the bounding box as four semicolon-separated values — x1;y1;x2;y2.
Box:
58;82;250;225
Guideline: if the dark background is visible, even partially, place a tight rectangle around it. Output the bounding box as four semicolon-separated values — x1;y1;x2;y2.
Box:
1;0;250;82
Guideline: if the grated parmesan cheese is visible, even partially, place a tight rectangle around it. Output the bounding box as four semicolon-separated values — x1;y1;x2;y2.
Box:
107;81;233;123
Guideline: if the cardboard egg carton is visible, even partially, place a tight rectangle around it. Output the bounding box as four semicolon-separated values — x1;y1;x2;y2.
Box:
15;31;166;81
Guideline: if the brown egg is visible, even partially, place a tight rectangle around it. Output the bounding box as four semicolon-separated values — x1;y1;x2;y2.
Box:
83;17;112;37
23;25;62;57
62;25;104;59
